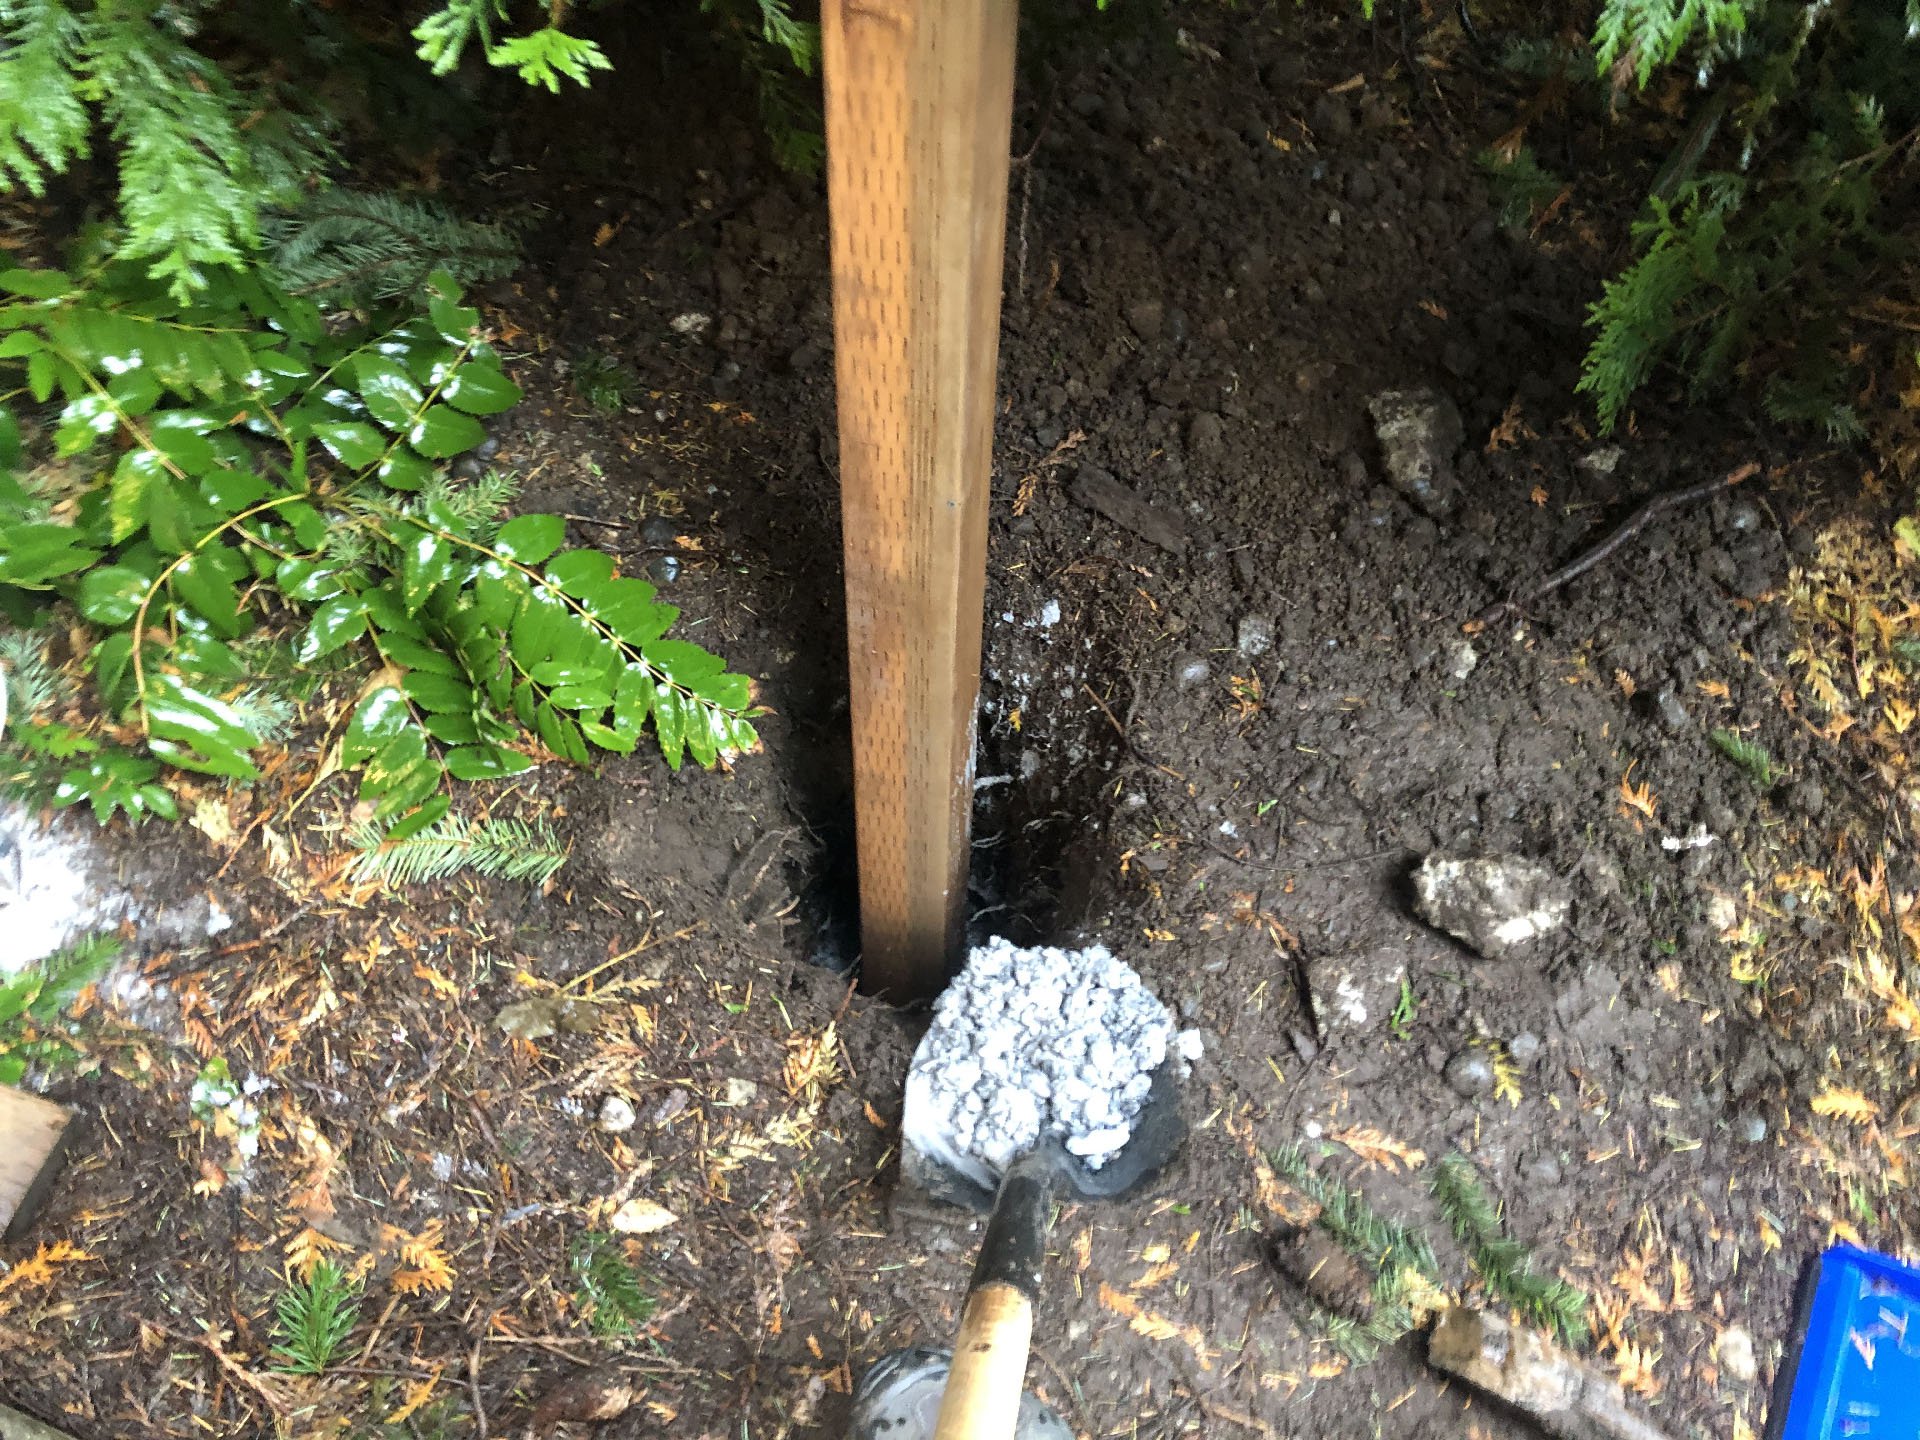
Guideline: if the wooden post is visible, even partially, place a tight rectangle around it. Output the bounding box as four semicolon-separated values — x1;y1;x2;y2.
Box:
821;0;1018;1000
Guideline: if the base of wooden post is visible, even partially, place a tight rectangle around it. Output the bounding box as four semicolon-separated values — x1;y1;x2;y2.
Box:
0;1087;74;1242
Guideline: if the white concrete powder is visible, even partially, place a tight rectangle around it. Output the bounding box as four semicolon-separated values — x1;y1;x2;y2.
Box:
904;938;1194;1188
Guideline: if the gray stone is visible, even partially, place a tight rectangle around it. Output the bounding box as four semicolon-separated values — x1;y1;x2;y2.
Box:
1788;778;1826;821
1237;615;1275;658
1305;949;1408;1038
1655;688;1690;730
1523;1153;1562;1186
639;516;679;548
1367;389;1464;519
597;1095;637;1133
1413;853;1570;959
1735;1112;1768;1144
1445;1049;1495;1098
1508;1031;1542;1065
1173;654;1212;689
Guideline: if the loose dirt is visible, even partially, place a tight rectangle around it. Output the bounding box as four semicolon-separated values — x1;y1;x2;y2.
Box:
7;7;1918;1440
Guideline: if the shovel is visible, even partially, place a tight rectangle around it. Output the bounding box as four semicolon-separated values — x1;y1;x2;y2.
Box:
852;1064;1185;1440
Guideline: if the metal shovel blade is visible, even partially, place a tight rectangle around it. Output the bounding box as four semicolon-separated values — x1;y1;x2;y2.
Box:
849;1347;1071;1440
899;1061;1186;1213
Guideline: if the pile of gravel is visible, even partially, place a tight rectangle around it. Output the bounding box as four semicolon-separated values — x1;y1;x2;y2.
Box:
903;938;1195;1188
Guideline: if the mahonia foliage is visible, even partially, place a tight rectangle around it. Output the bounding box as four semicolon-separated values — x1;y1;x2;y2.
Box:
0;260;759;835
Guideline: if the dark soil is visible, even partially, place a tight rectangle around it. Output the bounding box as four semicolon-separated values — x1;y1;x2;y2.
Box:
8;7;1918;1440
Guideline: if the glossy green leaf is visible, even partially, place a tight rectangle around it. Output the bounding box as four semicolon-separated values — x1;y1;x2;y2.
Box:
398;523;457;613
376;446;432;493
107;448;163;542
76;564;149;624
548;683;613;711
145;674;260;779
0;268;70;299
274;557;347;603
440;360;521;416
690;671;752;711
313;420;387;468
384;794;453;841
0;407;18;468
92;632;136;712
494;514;566;565
401;671;473;714
0;523;98;585
445;744;534;780
422;711;480;744
25;351;54;403
169;550;248;638
342;684;411;766
53;393;116;456
145;411;219;475
545;549;616;595
579;719;638;754
297;594;369;662
652;685;687;770
353;354;426;430
686;706;720;769
534;703;589;764
107;368;162;416
408;404;486;458
200;467;273;515
377;632;459;676
428;293;482;344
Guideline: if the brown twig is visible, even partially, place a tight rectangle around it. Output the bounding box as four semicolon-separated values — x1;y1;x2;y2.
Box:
1472;462;1759;630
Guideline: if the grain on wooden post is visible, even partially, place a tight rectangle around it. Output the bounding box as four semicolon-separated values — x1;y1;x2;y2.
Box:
821;0;1019;1000
0;1086;74;1242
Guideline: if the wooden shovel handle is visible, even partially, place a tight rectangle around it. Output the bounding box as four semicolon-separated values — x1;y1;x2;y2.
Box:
932;1280;1034;1440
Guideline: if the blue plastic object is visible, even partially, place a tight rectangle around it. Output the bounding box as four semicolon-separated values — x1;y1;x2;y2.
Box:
1778;1243;1920;1439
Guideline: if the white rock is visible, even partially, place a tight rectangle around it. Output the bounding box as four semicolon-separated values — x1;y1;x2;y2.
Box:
1715;1325;1758;1383
598;1095;637;1134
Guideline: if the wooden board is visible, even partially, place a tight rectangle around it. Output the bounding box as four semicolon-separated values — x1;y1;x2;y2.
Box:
0;1086;73;1242
821;0;1019;1001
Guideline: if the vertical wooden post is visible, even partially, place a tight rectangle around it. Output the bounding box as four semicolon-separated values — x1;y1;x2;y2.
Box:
822;0;1018;1000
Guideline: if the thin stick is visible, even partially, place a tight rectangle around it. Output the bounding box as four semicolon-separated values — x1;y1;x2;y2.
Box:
1473;462;1759;629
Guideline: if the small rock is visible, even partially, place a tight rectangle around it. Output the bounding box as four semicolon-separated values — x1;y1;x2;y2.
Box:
496;995;600;1042
645;554;680;585
1788;777;1825;821
1413;853;1571;959
1654;688;1690;730
1367;388;1464;519
597;1095;637;1134
1172;654;1212;689
651;1089;690;1126
1188;412;1225;455
1523;1153;1562;1186
1725;501;1763;534
720;1077;758;1107
1125;299;1165;343
531;1370;635;1432
1734;1112;1768;1144
639;516;679;548
669;311;713;339
1290;1028;1321;1063
1305;949;1407;1037
1577;445;1624;478
1445;1049;1496;1098
1445;639;1479;682
1508;1031;1542;1065
1715;1325;1759;1383
1237;615;1275;658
